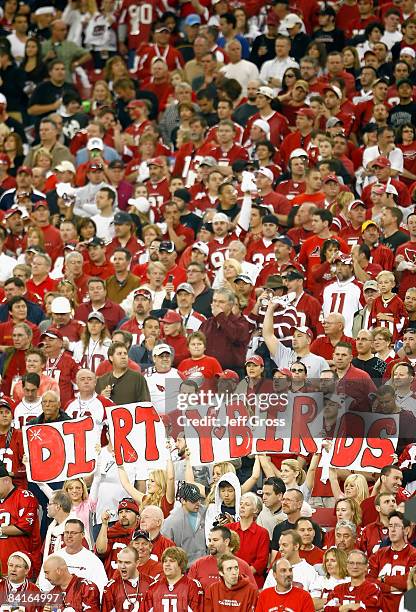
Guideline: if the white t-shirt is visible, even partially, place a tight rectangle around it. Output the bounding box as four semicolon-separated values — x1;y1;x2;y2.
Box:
264;558;319;591
0;252;17;283
322;278;363;337
14;398;42;428
272;343;329;379
144;367;182;414
72;338;111;373
38;546;108;594
91;213;115;241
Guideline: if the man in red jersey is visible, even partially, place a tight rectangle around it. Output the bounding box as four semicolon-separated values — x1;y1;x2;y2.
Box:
137;23;184;81
359;492;396;557
40;328;79;407
395;212;416;299
1;323;33;396
291;167;326;209
102;545;152;612
283;269;322;336
254;168;291;227
139;506;175;561
96;498;140;578
43;555;100;612
48;296;84;344
210;120;248;169
256;235;294;286
143;546;204;612
30;200;63;263
280;109;314;168
361;157;411;208
26;253;57;305
173;116;215;182
124;100;152;144
130;529;162;579
326;549;381;612
0;552;42;611
276;149;307;200
84;237;114;280
145;157;171;211
161;202;194;253
205;553;258;612
368;511;416;612
340;200;368;247
361;220;395;270
118;0;156;57
120;288;154;342
361;465;411;526
189;526;256;591
0;462;40;577
106;211;141;259
256;557;315;612
0;398;26;488
244;86;289;147
246;213;279;267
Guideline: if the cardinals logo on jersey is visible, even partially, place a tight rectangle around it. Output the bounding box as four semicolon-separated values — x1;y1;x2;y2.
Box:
310;246;321;257
405;248;416;263
156;384;165;392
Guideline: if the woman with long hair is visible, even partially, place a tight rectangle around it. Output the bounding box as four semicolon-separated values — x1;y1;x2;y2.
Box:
72;312;111;372
104;55;129;90
324;497;362;548
329;470;370;505
311;547;349;609
342;46;361;76
306;41;327;71
90;80;113;115
277;67;302;102
3;132;24;175
21;38;47;96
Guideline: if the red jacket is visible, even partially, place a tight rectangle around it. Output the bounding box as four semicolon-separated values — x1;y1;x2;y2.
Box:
225;521;269;588
205;576;258;612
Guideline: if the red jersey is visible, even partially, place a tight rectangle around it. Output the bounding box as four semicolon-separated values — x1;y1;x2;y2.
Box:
359;520;389;557
0;428;26;489
26;276;58;305
173;141;216;181
137;43;184;81
44;351;79;408
138;558;162;579
299;545;324;565
145;177;171;213
395;240;416;299
149;533;175;561
368;544;416;612
0;579;42;612
298;234;350;295
369;294;408;341
161;223;194;251
280;132;312;167
310;334;356;360
292;291;323;337
0;487;39;576
84;259;115;280
99;522;137;578
325;579;381;612
163;263;187;288
370;243;395;271
119;0;156;50
49;575;100;612
142;575;204;612
244;111;289;147
38;224;63;263
246;237;275;267
188;555;256;592
210;144;248;166
102;573;152;612
120;317;144;344
361;489;412;526
256;585;315;612
399;142;416;185
1;349;28;396
275;178;306;200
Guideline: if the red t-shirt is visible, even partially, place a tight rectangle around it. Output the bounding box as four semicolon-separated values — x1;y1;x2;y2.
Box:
256;585;315;612
178;355;223;379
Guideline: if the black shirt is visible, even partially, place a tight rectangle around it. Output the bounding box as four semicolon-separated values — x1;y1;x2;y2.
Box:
389;102;416;129
352;356;386;386
312;28;346;53
271;518;323;550
381;230;410;253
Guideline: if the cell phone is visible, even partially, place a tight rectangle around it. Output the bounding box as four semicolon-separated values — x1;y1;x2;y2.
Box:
168;275;174;283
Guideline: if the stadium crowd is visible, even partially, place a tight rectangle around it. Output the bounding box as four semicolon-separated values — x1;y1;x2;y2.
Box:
2;0;416;610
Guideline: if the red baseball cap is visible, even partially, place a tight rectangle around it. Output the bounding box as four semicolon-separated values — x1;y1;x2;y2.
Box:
296;107;315;119
371;156;391;168
127;99;147;110
148;157;164;167
134;288;152;300
323;174;339;184
118;498;140;514
245;356;264;366
334;253;353;265
33;200;49;211
40;327;63;340
161;310;182;324
17;166;32;175
274;368;293;378
216;369;239;381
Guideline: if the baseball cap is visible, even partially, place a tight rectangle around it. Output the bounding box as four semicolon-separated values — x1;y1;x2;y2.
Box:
4;205;23;219
56;183;77;199
87;161;104;171
26;245;45;255
199;156;217;167
363;280;379;292
0;398;13;412
192;241;209;256
40;328;63;341
285;269;305;281
281;13;303;28
212;213;229;224
256;167;274;182
272;235;293;247
88;311;105;324
371;183;386;195
55;161;76;173
291;325;313;339
87;137;104;151
385;183;398;195
362;220;379;232
51;296;71;314
178;482;204;503
87;236;105;248
323;85;342;99
148;157;164;167
400;47;416;58
154;25;170;33
397;78;413;88
245;355;264;366
371;156;391;168
33;200;49;211
114;211;133;225
185;13;201;26
216;369;239;381
319;5;336;16
108;159;125;170
152;343;173;356
176;283;195;294
118;498;140;514
132;529;151;542
323;174;339;184
127;99;147;110
262;214;279;226
173;188;191;203
253;119;271;135
64;241;78;252
133;288;152;300
348;199;366;211
266;275;285;289
326;116;343;129
159;240;175;253
8;552;31;570
289;148;308;160
257;86;274;99
161;310;182;324
294;80;309;92
235;274;254;285
334;253;353;265
17;166;32;175
296;107;314;119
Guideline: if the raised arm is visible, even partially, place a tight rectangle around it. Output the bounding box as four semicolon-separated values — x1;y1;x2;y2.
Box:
117;465;144;504
242;455;261;493
262;300;278;356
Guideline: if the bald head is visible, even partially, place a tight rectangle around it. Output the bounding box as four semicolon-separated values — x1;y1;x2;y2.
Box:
140;505;164;533
43;555;70;587
273;557;293;591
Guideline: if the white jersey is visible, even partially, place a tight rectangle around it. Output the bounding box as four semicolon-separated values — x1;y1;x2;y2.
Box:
322;277;363;336
13;398;43;429
65;393;108;433
72;338;111;373
264;558;318;591
144;367;182;414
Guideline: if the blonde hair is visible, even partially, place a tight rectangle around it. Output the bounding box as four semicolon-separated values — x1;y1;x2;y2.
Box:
323;547;348;579
63;478;88;501
376;271;395;284
206;463;236;505
343;474;369;505
281;459;306;486
143;469;167;508
331;191;355;216
335;496;362;526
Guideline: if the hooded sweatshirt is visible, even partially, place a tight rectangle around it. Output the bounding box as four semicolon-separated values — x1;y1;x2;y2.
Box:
205;472;242;543
205;575;258;612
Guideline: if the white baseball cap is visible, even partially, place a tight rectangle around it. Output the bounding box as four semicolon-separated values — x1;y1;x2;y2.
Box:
192;241;209;256
87;137;104;151
289;148;309;159
212;213;229;223
51;296;72;314
252;119;271;136
256;167;274;182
